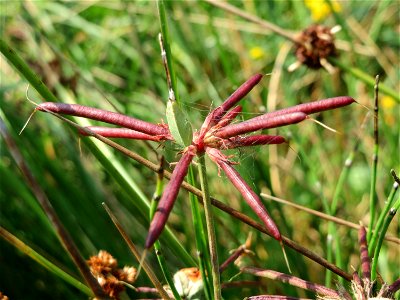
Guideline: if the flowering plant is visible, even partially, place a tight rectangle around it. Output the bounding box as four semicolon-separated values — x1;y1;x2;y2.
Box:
36;74;355;250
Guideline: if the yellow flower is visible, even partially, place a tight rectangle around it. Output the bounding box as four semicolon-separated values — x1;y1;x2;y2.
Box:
381;95;396;125
304;0;342;21
249;46;265;60
381;95;396;109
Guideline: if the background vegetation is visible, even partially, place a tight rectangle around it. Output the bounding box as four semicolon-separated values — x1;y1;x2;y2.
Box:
1;1;398;299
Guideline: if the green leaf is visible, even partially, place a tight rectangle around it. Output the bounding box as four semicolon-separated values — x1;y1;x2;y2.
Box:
166;100;193;147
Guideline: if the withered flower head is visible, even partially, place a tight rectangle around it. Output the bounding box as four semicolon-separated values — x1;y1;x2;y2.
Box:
0;292;9;300
293;24;339;71
88;250;137;300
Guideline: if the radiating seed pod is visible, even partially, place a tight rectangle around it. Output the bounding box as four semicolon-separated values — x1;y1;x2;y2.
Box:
212;73;263;122
207;148;281;241
215;105;243;128
79;126;169;141
145;146;196;249
225;134;286;148
37;102;170;136
247;96;355;123
198;74;263;139
215;112;307;139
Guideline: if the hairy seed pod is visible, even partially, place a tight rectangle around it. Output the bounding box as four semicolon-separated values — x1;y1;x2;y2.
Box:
207;148;281;241
386;278;400;296
37;102;170;136
358;226;371;280
212;73;263;122
145;146;196;249
225;135;286;148
198;74;263;139
242;267;349;299
215;105;243;128
215;112;307;139
248;96;355;123
79;126;169;141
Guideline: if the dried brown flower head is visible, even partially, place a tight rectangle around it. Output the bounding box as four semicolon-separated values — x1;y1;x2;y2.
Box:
0;292;9;300
88;250;137;300
292;24;339;72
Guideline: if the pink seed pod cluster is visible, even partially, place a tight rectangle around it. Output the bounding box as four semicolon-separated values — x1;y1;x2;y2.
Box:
35;74;355;250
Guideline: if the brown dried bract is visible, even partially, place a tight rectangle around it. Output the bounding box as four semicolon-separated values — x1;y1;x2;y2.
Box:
88;250;137;300
295;24;337;69
0;292;9;300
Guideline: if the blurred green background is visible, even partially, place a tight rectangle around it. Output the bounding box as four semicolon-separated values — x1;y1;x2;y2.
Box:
1;1;398;299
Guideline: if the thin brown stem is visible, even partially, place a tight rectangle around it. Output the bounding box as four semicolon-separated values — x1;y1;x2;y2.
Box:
203;0;299;44
261;193;400;245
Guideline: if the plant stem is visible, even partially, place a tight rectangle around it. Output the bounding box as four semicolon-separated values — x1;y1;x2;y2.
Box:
150;162;183;300
197;154;221;300
187;166;213;300
204;0;299;44
157;0;179;104
368;76;380;242
0;226;92;297
368;178;398;254
371;197;400;280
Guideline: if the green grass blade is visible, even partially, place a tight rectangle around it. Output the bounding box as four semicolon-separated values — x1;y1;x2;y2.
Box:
368;180;398;254
371;197;400;280
0;226;93;297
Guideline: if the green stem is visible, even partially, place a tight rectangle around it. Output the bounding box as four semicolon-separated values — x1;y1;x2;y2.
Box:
187;166;213;300
329;57;399;103
0;226;92;297
157;0;179;104
368;181;398;254
371;197;400;280
197;154;221;300
150;166;182;300
368;76;380;242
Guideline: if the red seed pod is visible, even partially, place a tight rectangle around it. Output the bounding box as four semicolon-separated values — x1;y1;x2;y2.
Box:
225;135;286;148
207;148;281;241
36;102;170;136
215;105;243;128
79;126;169;141
145;145;196;249
215;112;307;139
198;74;263;139
248;96;355;123
386;278;400;296
212;73;263;122
358;226;371;280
